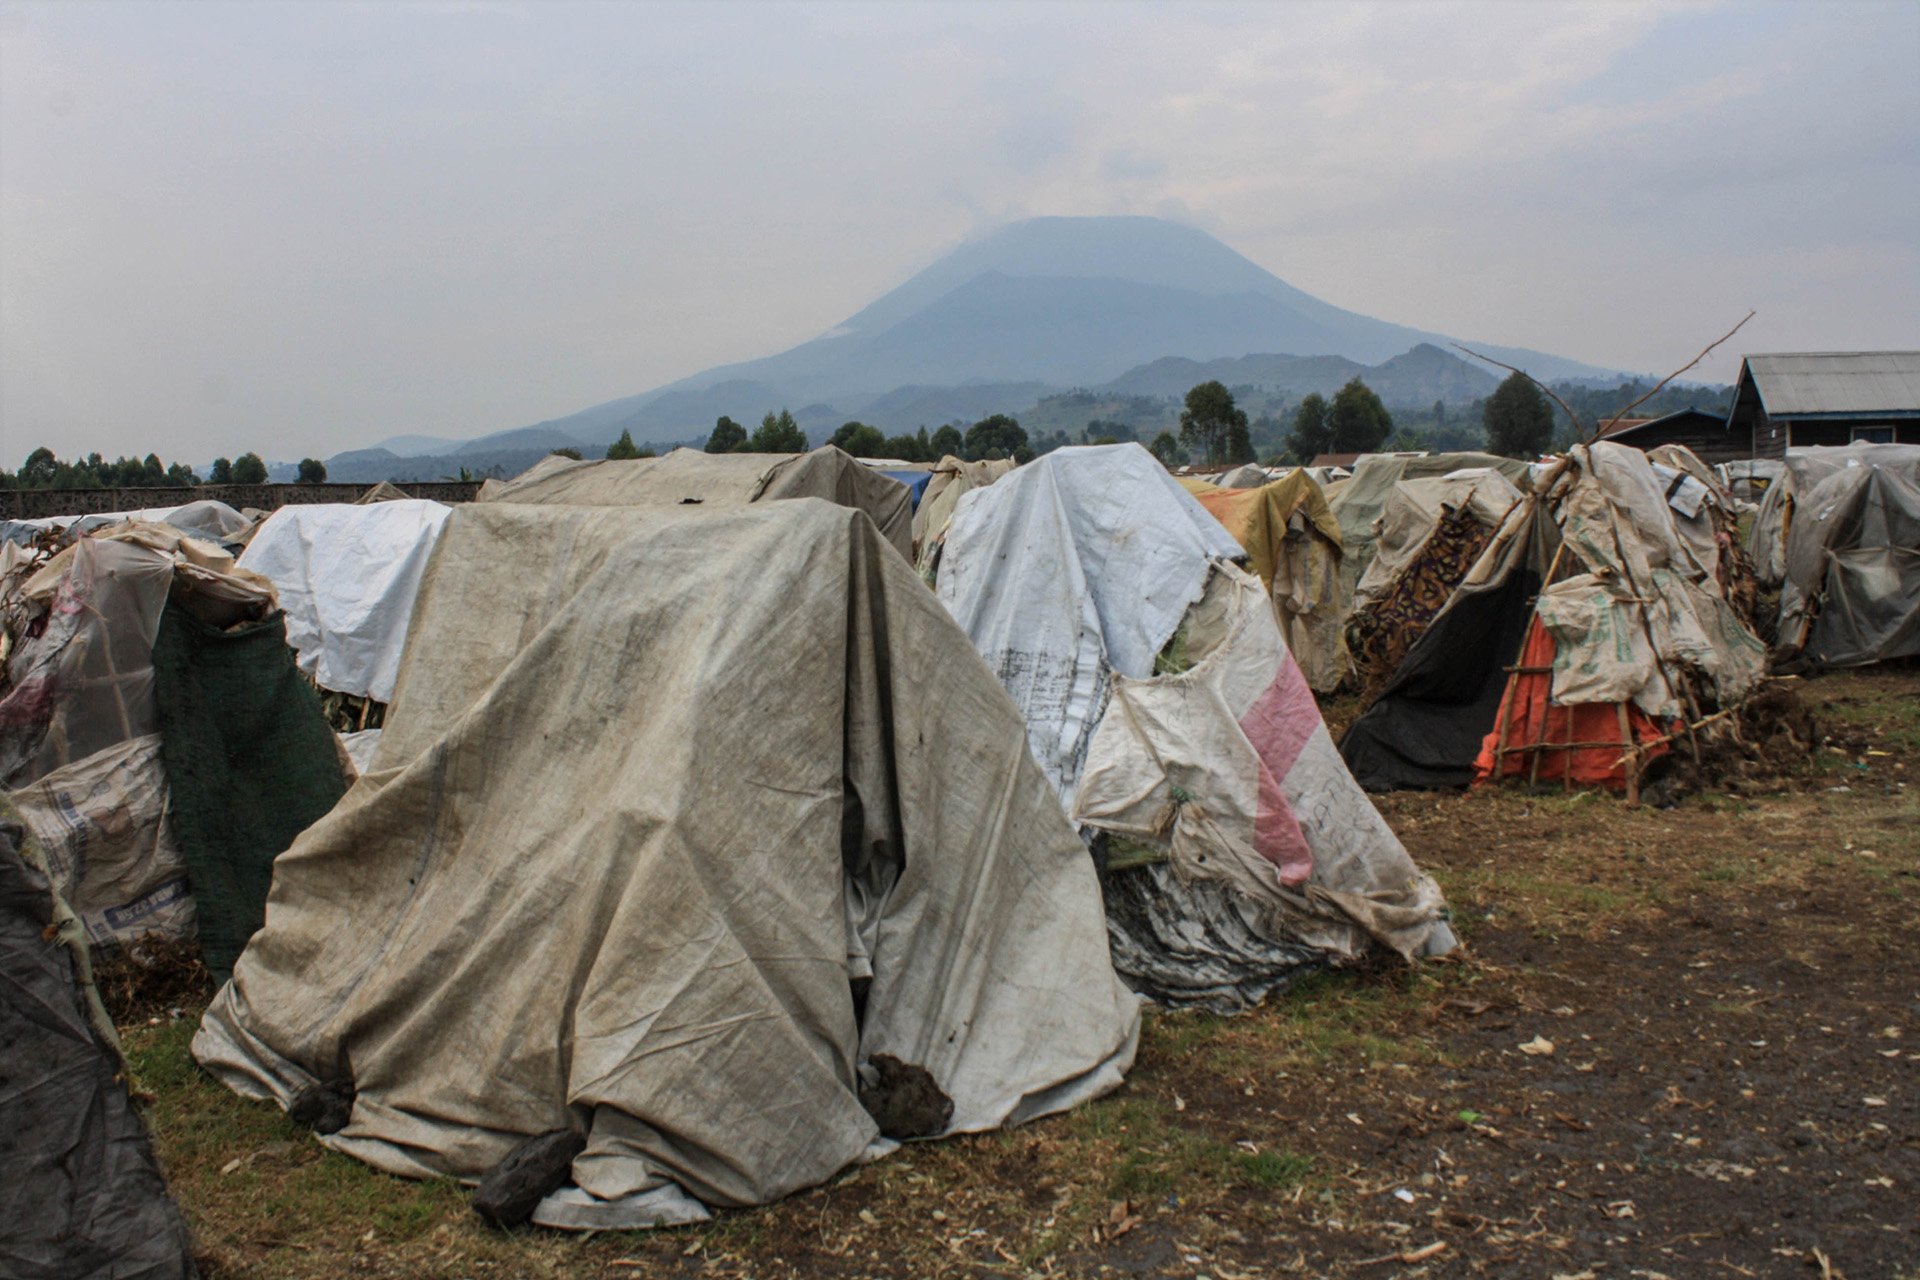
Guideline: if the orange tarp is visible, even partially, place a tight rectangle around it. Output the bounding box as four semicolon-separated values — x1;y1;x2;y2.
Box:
1474;618;1671;790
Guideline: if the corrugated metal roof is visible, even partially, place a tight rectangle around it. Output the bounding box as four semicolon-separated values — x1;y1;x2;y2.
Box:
1746;351;1920;418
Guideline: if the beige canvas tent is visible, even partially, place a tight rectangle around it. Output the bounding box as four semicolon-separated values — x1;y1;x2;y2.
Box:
195;498;1139;1229
1328;452;1534;599
912;455;1017;568
1178;472;1349;693
483;445;914;558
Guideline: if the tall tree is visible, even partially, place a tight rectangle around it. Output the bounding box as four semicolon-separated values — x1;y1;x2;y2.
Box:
605;429;643;459
296;457;328;483
830;421;887;457
1177;381;1250;465
705;415;747;453
1482;371;1554;459
1286;394;1331;462
1327;378;1393;454
963;413;1027;461
209;456;234;484
747;408;808;453
1148;431;1184;468
230;452;269;485
930;424;964;458
877;434;925;461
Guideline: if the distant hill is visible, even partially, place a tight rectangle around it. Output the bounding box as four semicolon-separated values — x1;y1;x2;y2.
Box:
511;215;1623;448
325;215;1634;474
1102;344;1499;407
367;433;462;457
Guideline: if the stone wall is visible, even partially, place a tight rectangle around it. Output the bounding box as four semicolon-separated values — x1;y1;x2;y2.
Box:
1;481;483;521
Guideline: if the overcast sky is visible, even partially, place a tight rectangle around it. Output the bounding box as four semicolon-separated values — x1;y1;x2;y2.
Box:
2;0;1916;466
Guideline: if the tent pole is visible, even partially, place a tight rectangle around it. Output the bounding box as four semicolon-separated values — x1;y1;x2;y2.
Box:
1617;702;1640;807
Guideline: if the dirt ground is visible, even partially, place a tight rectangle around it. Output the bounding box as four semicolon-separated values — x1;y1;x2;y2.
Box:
121;664;1920;1279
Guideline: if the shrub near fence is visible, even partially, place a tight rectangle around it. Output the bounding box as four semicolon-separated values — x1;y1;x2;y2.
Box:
0;482;483;521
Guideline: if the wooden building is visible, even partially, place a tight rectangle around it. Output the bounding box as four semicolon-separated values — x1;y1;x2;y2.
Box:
1597;408;1744;464
1729;351;1920;460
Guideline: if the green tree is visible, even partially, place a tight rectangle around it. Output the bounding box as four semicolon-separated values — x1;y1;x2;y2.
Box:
930;424;963;458
141;453;167;485
208;456;233;484
1149;431;1184;468
231;452;269;485
605;429;643;460
1327;378;1393;454
1482;371;1554;459
877;434;925;461
167;462;200;486
19;447;60;487
1286;394;1331;462
747;408;808;453
550;447;583;461
296;457;328;483
705;415;747;453
963;413;1027;462
830;421;887;457
1178;381;1251;465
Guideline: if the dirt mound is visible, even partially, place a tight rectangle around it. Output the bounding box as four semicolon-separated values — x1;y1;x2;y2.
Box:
1641;681;1820;805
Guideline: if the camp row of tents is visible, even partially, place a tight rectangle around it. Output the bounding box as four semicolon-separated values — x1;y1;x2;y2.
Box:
3;438;1914;1272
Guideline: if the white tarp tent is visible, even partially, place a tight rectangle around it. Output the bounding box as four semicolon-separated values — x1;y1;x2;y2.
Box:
936;445;1455;1009
195;498;1139;1228
237;500;451;703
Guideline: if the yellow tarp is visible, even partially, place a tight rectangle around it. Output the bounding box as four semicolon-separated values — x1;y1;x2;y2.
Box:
1180;473;1348;692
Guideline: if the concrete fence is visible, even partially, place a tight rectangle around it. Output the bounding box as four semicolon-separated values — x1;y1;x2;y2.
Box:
1;481;484;521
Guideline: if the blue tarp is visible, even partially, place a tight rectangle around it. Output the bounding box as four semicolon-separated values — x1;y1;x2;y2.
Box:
880;470;933;509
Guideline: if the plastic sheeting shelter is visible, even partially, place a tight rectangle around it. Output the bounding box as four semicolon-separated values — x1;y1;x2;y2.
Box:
1178;472;1348;692
1343;443;1767;796
0;819;199;1280
238;500;452;703
1329;452;1533;598
936;445;1454;1010
1769;444;1920;667
194;498;1139;1229
1;525;345;974
1344;471;1523;704
483;445;914;559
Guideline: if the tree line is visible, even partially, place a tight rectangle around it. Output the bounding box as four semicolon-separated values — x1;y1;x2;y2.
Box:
6;447;338;490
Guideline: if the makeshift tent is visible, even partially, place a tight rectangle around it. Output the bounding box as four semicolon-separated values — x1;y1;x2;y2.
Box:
0;816;199;1280
936;445;1454;1010
237;500;452;703
354;480;411;504
1328;452;1533;599
0;524;345;972
194;498;1139;1229
482;445;914;559
1769;444;1920;667
1213;463;1274;489
1345;471;1523;700
1178;472;1349;693
912;455;1017;569
1342;443;1767;798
